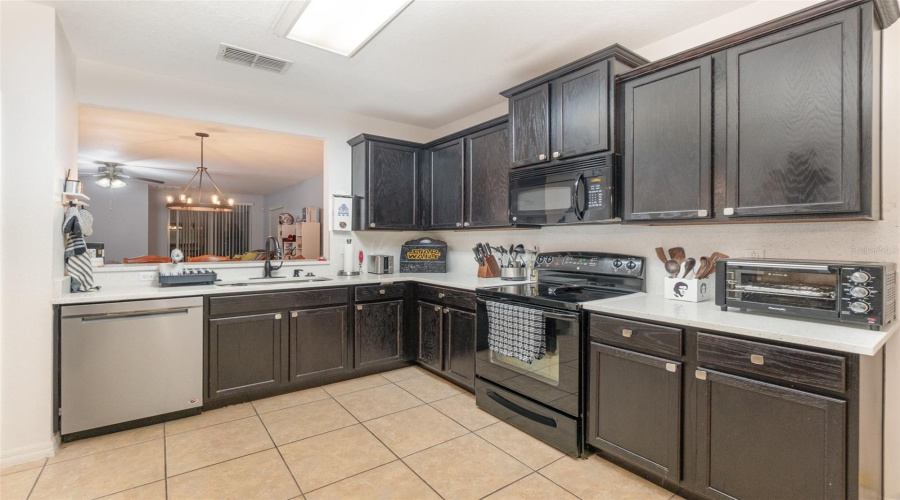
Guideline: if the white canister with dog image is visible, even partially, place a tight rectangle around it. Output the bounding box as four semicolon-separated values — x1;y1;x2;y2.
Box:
664;277;713;302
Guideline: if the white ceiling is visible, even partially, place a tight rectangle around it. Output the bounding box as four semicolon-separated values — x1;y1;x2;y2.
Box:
43;0;754;129
78;105;324;196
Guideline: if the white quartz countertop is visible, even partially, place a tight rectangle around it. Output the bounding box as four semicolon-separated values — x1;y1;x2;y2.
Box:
52;272;522;305
581;293;895;356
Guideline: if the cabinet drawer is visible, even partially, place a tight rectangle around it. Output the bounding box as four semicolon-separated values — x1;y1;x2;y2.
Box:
209;288;349;316
590;315;682;358
696;333;846;393
418;285;476;310
355;284;405;302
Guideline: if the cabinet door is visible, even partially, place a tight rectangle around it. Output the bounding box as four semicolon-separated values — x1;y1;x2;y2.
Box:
624;57;712;221
551;61;610;160
588;343;681;481
289;306;348;383
696;369;846;500
444;308;476;389
466;124;511;228
355;300;403;368
368;141;420;229
509;84;550;168
429;139;465;229
725;9;860;217
417;301;442;370
208;312;285;399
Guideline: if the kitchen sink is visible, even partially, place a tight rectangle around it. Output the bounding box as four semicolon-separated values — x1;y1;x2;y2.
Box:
215;277;332;287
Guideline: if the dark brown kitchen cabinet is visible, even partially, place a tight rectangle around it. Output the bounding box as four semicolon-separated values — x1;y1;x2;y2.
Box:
588;342;681;482
428;139;465;229
348;135;421;230
208;312;286;399
443;307;476;388
417;301;442;370
551;61;610;160
355;300;403;368
695;369;846;500
466;123;511;228
623;57;712;221
508;84;551;168
724;8;863;218
289;306;348;383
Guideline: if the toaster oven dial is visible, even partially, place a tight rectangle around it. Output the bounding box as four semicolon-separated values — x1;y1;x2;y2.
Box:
849;286;870;298
850;271;872;284
849;301;871;314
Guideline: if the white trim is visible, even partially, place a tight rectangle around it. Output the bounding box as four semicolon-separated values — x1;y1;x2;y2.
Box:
0;433;60;468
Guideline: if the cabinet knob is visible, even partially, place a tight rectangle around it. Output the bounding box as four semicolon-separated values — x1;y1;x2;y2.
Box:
370;222;376;228
379;289;386;295
443;308;449;314
695;370;708;380
357;305;363;310
438;293;445;299
274;313;282;320
552;152;560;159
463;222;470;227
538;154;547;161
621;329;633;338
750;354;765;365
456;222;462;227
291;312;298;318
665;363;677;373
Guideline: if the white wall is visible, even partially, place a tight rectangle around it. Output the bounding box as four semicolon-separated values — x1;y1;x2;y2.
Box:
264;174;324;227
1;1;77;465
81;180;149;263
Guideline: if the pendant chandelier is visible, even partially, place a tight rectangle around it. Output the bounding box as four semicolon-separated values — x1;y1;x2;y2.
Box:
166;132;235;212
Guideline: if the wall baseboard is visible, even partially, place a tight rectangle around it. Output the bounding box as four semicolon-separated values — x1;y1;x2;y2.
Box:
0;433;60;468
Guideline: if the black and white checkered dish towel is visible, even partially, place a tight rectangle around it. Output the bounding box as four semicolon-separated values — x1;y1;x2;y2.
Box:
486;301;546;364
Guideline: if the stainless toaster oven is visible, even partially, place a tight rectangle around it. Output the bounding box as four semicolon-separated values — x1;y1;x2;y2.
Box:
715;259;896;330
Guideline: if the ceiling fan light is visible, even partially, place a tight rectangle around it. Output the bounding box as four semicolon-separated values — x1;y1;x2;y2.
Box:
110;178;127;188
95;177;111;188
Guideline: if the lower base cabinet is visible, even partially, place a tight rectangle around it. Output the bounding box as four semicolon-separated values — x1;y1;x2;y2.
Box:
444;307;476;387
208;312;286;399
417;302;443;370
355;300;404;368
290;306;349;382
416;285;478;390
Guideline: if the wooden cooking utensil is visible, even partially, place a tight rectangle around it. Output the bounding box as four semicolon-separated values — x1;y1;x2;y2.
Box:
695;257;710;280
701;252;729;279
668;247;685;265
655;247;668;265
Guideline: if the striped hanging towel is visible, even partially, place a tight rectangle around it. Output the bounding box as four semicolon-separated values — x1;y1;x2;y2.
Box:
63;207;99;292
486;301;545;363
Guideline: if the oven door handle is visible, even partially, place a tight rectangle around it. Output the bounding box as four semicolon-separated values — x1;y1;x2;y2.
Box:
543;311;579;322
487;390;558;428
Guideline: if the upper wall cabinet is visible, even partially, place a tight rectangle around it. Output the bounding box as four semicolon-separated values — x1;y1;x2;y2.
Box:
622;57;712;221
428;139;466;229
349;135;422;230
501;45;649;169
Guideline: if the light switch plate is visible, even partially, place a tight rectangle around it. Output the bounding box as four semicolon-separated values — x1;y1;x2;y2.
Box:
139;272;156;281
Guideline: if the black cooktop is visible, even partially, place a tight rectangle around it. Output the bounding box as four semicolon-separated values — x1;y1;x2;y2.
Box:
476;251;646;311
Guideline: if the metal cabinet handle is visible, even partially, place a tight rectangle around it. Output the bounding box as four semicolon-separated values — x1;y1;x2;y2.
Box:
443;308;450;314
291;312;298;318
434;306;441;311
456;222;462;227
274;313;282;320
357;305;363;310
463;222;470;227
552;152;560;159
622;329;633;338
698;209;708;217
723;208;734;216
665;363;677;373
379;289;386;295
438;293;446;299
538;154;547;161
695;370;707;380
750;354;765;365
370;222;376;228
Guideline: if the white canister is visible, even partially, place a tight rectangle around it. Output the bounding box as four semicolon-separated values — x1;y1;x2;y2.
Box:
664;277;713;302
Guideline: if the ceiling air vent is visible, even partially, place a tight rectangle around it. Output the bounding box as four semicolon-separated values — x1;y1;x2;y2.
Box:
216;44;292;74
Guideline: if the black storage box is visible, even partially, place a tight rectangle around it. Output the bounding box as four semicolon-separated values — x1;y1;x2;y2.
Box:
400;238;447;273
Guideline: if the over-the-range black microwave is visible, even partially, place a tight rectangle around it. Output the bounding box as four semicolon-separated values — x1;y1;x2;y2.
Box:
509;155;615;225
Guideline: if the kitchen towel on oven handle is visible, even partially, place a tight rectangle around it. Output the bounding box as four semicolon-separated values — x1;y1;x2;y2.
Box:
486;301;546;363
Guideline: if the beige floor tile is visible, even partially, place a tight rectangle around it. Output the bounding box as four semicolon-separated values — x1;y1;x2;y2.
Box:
260;399;357;446
100;480;166;499
31;440;164;500
395;374;465;403
164;403;256;436
322;374;390;397
48;424;163;464
1;457;46;476
404;433;530;500
380;365;430;383
165;416;273;476
0;467;42;500
486;473;578;500
363;405;468;457
430;392;500;431
539;455;672;500
334;384;423;421
252;387;331;414
168;449;300;500
305;461;439;500
477;421;564;469
279;424;395;492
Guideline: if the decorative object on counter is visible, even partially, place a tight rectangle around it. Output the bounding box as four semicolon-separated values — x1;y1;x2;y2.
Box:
165;133;235;212
715;259;897;331
659;249;726;302
331;194;353;231
368;254;394;274
400;237;447;273
63;202;100;293
338;239;360;276
664;276;712;302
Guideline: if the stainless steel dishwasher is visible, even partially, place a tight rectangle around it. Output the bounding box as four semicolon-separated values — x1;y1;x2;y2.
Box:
60;297;203;435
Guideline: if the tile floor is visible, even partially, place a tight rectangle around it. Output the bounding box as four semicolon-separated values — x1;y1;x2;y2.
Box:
1;366;683;500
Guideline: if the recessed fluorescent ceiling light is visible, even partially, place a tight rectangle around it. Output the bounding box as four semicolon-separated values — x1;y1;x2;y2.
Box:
274;0;412;57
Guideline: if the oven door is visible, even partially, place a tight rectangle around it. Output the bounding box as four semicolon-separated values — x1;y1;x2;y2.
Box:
475;297;581;417
723;262;840;320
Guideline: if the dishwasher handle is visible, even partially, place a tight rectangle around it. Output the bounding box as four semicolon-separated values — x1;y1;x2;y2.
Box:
78;308;192;323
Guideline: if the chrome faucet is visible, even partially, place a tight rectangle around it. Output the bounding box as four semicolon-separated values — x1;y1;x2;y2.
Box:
262;236;284;279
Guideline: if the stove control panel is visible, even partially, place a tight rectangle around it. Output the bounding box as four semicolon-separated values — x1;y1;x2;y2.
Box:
535;252;644;277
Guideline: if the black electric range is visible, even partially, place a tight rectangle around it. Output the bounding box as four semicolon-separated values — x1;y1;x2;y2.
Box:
474;251;645;457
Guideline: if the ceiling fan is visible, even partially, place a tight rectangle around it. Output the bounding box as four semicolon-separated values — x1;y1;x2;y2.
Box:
91;162;164;188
